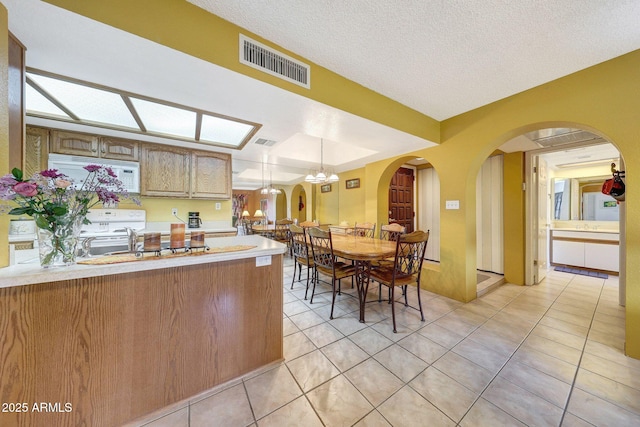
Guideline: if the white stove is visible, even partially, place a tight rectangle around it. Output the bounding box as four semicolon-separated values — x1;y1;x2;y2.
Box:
80;209;146;254
81;209;146;237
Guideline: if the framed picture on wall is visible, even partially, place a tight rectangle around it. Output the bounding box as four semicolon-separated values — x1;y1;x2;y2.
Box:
346;178;360;189
321;184;331;193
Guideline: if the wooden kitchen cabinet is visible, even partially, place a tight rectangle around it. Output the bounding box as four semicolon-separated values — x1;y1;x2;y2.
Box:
8;34;25;171
98;137;139;161
191;150;231;199
24;127;49;178
140;144;190;197
51;130;139;161
50;130;100;156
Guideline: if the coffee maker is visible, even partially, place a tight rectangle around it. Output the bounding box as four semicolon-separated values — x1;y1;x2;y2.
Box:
188;211;202;228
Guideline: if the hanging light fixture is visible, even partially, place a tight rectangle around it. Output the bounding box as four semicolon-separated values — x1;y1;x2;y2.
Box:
259;160;282;194
305;138;339;184
260;160;269;194
268;171;281;194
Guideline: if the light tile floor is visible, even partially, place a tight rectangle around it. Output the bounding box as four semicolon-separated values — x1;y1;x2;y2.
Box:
141;257;640;426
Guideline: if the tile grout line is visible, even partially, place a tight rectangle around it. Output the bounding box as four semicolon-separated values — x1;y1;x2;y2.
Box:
452;276;576;425
557;277;606;427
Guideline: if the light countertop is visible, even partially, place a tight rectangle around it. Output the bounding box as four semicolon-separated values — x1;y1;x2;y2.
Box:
0;235;286;289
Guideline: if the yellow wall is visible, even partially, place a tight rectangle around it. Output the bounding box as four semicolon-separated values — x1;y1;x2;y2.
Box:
338;169;366;225
315;182;339;224
503;152;525;285
0;5;8;267
363;50;640;357
119;198;232;223
44;0;439;144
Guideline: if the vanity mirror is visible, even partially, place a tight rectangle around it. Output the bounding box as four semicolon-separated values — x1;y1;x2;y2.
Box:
552;176;619;222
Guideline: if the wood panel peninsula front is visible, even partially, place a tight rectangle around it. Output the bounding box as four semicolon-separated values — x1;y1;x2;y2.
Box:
0;236;285;427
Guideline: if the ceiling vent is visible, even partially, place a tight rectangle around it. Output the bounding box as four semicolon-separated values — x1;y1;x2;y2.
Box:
240;34;310;89
254;138;277;146
526;128;604;148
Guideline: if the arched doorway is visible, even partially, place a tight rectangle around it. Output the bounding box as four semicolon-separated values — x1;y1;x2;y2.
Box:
291;184;308;223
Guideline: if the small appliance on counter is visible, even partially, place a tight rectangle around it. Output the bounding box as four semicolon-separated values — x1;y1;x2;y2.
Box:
9;218;36;235
188;212;202;228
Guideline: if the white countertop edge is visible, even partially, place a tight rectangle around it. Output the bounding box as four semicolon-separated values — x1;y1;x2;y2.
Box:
0;235;286;289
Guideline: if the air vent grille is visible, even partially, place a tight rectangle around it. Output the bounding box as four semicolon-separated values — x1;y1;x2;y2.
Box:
526;129;604;148
240;35;310;89
254;138;277;146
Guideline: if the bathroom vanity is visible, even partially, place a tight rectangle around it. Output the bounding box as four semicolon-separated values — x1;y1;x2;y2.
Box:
550;228;619;274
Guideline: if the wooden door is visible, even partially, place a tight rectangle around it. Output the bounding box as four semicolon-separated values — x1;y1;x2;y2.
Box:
388;167;414;233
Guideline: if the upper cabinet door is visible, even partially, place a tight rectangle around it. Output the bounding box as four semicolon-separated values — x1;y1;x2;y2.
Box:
24;126;49;178
99;137;139;161
8;34;25;171
190;150;231;199
50;130;99;157
140;144;190;197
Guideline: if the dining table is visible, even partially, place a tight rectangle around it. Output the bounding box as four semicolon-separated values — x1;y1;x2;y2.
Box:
328;234;397;323
251;224;276;236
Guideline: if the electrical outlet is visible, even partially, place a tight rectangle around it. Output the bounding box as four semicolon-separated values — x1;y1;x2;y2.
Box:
171;208;178;216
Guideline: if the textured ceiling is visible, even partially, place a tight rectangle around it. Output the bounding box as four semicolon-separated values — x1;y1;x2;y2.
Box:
4;0;635;188
189;0;640;120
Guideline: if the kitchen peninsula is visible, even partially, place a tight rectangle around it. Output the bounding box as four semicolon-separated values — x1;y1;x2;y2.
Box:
0;235;286;427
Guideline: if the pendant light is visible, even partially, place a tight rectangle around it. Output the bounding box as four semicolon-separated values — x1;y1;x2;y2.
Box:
305;138;339;184
260;160;282;194
268;171;281;194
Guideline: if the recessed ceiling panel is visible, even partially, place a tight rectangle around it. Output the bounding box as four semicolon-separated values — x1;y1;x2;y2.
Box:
199;114;254;147
27;73;139;129
269;133;377;166
25;84;70;118
130;97;196;139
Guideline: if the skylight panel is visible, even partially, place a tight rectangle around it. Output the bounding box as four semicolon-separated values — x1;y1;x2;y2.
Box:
27;73;139;129
199;114;254;147
130;97;196;139
25;84;70;118
24;69;261;149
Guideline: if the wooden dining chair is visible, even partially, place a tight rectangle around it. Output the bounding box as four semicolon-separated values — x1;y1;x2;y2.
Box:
368;230;430;333
307;227;356;319
289;224;315;299
353;222;376;238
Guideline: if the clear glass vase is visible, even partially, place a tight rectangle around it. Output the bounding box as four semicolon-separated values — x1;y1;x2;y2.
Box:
36;215;84;268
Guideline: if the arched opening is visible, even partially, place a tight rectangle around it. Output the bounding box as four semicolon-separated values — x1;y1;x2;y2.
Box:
291;184;308;223
376;155;440;258
475;123;626;308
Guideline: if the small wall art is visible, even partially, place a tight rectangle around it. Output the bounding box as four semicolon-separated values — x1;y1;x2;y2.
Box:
345;178;360;189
